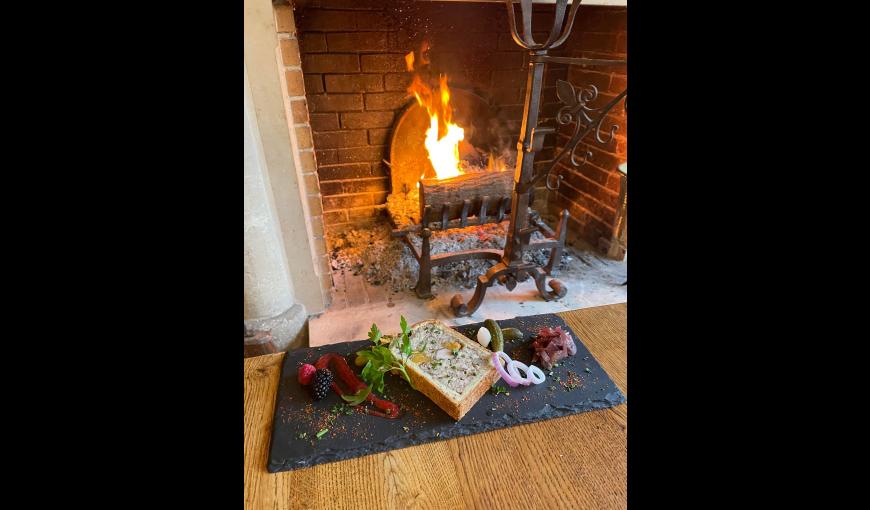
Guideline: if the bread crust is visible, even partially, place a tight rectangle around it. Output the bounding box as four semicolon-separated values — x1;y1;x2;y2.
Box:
404;320;500;420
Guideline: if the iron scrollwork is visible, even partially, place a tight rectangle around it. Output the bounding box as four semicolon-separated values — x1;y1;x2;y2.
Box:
539;80;628;191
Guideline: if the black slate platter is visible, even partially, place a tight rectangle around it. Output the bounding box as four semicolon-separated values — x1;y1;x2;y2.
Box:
267;313;626;473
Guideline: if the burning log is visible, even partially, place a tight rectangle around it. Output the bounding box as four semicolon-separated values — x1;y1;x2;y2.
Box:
419;171;514;227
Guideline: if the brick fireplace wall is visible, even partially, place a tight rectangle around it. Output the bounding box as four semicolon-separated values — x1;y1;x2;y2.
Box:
549;6;628;257
293;0;569;230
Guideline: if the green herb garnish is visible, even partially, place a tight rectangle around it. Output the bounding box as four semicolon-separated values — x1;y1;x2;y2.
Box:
491;385;509;396
331;402;358;415
356;316;415;394
316;428;329;439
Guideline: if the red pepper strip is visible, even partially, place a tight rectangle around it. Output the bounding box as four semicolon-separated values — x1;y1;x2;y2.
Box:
314;353;401;419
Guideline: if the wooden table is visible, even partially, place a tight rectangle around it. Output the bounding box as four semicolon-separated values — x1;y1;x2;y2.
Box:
245;303;627;509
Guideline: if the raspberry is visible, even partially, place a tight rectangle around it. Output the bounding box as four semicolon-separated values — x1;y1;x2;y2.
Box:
298;363;317;385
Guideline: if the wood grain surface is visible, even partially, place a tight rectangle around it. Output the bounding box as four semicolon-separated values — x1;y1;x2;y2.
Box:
245;303;627;509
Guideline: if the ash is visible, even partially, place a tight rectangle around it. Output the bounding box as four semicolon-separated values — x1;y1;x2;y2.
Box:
327;217;570;294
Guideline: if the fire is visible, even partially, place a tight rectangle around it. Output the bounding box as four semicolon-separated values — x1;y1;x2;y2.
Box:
406;47;465;180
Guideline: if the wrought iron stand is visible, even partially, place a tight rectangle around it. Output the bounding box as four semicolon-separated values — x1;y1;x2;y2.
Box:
451;0;627;317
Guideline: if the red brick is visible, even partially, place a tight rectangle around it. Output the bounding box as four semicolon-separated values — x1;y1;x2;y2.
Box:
299;33;327;53
491;69;527;89
450;67;492;93
315;0;383;9
384;73;411;91
393;29;421;51
316;149;338;165
368;128;390;145
573;8;614;33
487;52;524;70
318;163;372;181
307;193;323;216
422;3;505;33
566;68;612;93
490;87;524;105
559;165;619;208
497;104;524;121
275;5;296;34
354;11;393;30
313;129;368;149
308;94;363;112
290;100;309;123
343;177;390;194
604;10;628;33
337;145;386;164
360;54;407;73
616;33;627;53
498;33;521;51
302;172;321;195
285;70;305;96
537;146;555;161
280;39;301;66
585;144;623;175
615;135;627;156
309;113;339;131
295;126;313;149
540;85;558;104
576;160;612;187
346;205;384;222
606;172;624;193
610;74;627;93
576;32;618;53
370;162;389;177
324;210;348;226
324;74;383;93
299;150;317;174
302;54;359;73
322;193;375;211
303;74;324;93
319;181;343;196
429;33;497;53
340;111;394;129
544;67;569;86
365;92;410;111
297;9;356;31
561;194;614;233
327;32;388;52
575;50;627;62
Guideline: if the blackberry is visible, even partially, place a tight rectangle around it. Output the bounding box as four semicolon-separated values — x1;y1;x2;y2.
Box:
311;368;333;401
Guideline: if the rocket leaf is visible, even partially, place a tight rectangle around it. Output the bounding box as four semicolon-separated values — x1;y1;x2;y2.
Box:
340;386;371;406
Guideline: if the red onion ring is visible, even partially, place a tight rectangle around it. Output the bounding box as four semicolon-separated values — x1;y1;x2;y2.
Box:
526;365;546;385
493;351;547;386
506;359;532;386
492;351;521;387
506;359;547;385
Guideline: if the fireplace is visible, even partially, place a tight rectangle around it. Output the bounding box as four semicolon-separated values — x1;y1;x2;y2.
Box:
264;0;627;342
288;0;625;246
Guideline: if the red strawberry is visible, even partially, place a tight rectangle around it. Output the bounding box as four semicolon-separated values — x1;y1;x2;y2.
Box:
298;363;317;385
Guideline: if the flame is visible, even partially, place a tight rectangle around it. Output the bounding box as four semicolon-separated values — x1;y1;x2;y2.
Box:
406;47;464;180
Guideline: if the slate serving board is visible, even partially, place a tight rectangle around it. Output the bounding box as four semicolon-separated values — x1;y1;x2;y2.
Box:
267;313;626;473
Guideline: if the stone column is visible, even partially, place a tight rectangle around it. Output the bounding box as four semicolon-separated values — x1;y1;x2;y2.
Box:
244;66;307;350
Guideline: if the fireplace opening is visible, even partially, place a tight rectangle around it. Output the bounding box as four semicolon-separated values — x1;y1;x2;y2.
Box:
279;0;627;343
